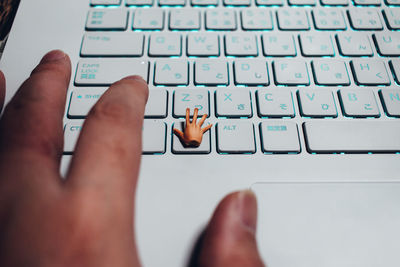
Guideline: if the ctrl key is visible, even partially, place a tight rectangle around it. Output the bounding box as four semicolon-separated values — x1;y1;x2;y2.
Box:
217;121;255;154
64;121;84;153
142;120;166;154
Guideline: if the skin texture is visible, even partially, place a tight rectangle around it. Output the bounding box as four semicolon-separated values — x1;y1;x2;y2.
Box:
0;50;265;267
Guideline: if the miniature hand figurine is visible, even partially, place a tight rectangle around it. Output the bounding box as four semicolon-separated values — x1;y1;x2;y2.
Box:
173;108;213;148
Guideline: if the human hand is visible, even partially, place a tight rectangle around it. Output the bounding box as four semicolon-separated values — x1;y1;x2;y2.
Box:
0;50;264;267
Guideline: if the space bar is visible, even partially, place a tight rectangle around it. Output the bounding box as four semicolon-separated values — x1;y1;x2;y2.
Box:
304;121;400;153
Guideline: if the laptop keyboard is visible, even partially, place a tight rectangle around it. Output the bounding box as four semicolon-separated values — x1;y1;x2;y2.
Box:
64;0;400;155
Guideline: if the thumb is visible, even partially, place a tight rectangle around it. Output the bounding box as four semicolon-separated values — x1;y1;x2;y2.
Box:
195;190;265;267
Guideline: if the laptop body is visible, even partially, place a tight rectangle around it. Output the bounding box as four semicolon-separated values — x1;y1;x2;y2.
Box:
1;0;400;266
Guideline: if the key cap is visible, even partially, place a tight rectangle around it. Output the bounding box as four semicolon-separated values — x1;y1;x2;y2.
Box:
348;9;383;30
312;8;346;30
81;32;144;57
149;33;181;56
339;89;380;117
215;89;252;118
206;10;237;30
133;9;164;30
143;120;166;154
91;0;121;5
299;33;334;57
289;0;316;5
75;59;148;85
380;89;400;117
257;89;295;118
169;9;200;30
217;121;255;154
320;0;348;5
172;122;211;154
298;90;337;117
145;89;168;118
336;33;373;56
351;60;390;85
353;0;381;5
277;9;310;30
262;34;296;56
126;0;153;5
390;59;400;84
224;0;251;5
256;0;283;5
187;33;220;57
64;121;84;153
191;0;218;6
68;88;107;118
234;60;269;86
303;121;400;153
373;33;400;56
274;60;309;86
312;60;350;85
195;60;229;85
86;9;128;30
225;33;258;56
159;0;186;6
241;10;273;30
383;9;400;30
385;0;400;5
260;121;301;153
154;60;188;85
173;89;209;117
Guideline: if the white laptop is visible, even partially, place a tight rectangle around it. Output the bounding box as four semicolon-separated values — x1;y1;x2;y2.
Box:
1;0;400;266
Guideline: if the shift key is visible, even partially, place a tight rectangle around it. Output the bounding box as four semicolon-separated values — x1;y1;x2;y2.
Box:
75;59;149;86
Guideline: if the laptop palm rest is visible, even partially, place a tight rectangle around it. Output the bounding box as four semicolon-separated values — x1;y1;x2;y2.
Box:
252;182;400;267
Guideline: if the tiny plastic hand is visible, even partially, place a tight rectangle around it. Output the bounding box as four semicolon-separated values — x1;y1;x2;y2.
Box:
173;107;212;147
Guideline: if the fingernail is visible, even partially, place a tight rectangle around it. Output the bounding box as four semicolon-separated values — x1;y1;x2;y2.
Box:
237;190;258;233
41;50;66;63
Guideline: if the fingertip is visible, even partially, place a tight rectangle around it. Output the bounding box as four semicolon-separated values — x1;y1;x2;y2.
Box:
113;75;149;104
40;50;68;64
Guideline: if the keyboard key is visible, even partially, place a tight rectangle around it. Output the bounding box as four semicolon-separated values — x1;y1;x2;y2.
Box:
217;121;255;154
373;33;400;56
154;60;188;85
75;59;149;85
299;33;334;57
339;89;380;118
274;60;309;85
257;89;295;118
195;60;229;85
86;9;128;30
320;0;348;5
68;88;107;118
206;10;237;30
126;0;153;5
336;33;373;56
81;32;144;57
187;33;220;57
312;60;350;85
262;33;296;57
64;121;84;153
169;9;200;30
225;33;258;56
224;0;251;5
234;60;269;86
353;0;381;5
241;10;273;30
351;60;390;85
173;89;209;118
348;9;383;30
385;0;400;5
145;89;168;118
256;0;283;5
277;9;310;30
260;121;301;153
312;8;346;30
159;0;186;6
91;0;121;5
172;122;211;154
383;9;400;30
149;33;182;56
304;121;400;153
289;0;316;5
390;59;400;84
298;90;337;118
380;89;400;117
215;89;252;118
143;120;166;154
191;0;218;6
133;9;164;30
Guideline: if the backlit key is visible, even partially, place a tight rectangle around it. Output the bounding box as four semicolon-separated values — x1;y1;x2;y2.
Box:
217;121;255;154
260;121;300;153
339;89;380;118
143;120;166;154
86;9;128;30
